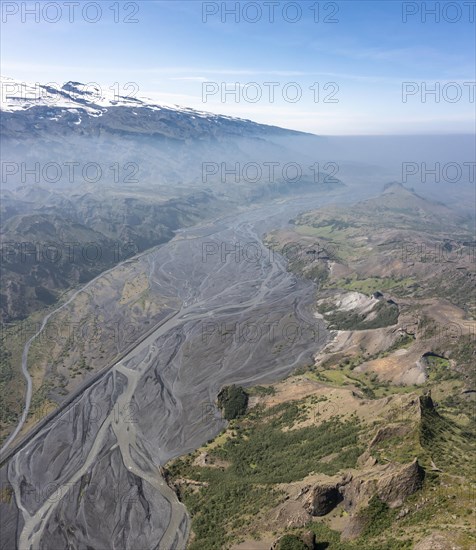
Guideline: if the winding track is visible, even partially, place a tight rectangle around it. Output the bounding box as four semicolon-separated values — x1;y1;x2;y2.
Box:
0;256;143;456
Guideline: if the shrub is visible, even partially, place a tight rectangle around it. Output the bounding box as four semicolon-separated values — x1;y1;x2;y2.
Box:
217;385;249;420
276;534;308;550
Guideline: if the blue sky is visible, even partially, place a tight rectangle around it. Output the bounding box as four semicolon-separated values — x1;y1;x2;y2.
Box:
1;0;475;134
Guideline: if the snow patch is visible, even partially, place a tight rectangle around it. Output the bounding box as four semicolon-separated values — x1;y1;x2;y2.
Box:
0;75;250;126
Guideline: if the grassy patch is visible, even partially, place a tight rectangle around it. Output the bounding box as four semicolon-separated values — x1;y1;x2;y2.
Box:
293;224;358;261
247;385;276;397
328;276;415;295
167;401;362;549
360;496;396;538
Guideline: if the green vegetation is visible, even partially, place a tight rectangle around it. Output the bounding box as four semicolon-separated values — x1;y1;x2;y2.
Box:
217;385;249;420
254;192;476;549
276;534;308;550
306;522;413;550
181;480;280;550
448;334;476;367
323;300;399;331
295;260;329;286
423;270;475;312
167;401;362;549
360;496;396;538
304;344;420;401
318;369;348;385
0;346;12;386
419;395;475;476
423;354;455;382
293;223;357;261
247;385;276;397
0;343;18;426
329;275;415;295
28;380;56;421
213;416;361;484
168;374;475;549
437;335;476;385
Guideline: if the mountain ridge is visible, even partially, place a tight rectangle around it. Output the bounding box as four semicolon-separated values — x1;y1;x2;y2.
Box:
1;76;311;140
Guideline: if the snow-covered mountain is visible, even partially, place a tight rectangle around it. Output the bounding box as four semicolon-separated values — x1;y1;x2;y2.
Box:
1;76;147;114
0;76;304;140
1;76;326;192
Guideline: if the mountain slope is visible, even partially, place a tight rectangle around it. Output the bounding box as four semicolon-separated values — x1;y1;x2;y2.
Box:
166;186;475;550
1;77;331;194
1;76;307;140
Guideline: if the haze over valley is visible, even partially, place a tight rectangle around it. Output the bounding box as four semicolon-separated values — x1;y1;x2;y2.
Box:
0;2;475;549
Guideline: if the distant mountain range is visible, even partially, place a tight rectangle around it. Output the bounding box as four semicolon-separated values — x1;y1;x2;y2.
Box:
1;76;306;141
1;76;330;192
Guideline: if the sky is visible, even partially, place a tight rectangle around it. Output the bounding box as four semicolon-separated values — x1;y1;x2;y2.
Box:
1;0;475;134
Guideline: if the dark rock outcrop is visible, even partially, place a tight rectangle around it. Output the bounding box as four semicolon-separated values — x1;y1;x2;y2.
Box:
339;474;376;513
369;424;411;448
376;458;425;508
304;483;343;516
419;392;436;412
339;458;426;540
340;458;425;511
